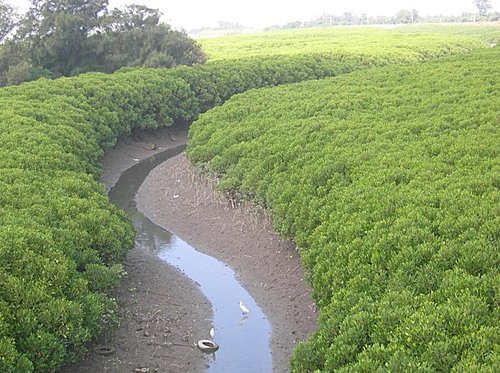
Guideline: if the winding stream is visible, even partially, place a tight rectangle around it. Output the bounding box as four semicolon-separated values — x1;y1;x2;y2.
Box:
108;145;273;372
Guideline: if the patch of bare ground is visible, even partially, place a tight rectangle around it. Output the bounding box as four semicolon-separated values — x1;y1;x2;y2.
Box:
136;154;317;373
61;247;212;373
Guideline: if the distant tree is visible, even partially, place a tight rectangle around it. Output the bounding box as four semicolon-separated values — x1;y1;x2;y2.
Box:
369;15;393;24
0;40;54;86
217;20;245;30
394;9;419;24
0;0;17;42
474;0;492;16
342;12;354;25
265;6;498;30
281;21;303;29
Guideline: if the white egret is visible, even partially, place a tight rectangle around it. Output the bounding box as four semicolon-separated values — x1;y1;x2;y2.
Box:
239;301;249;314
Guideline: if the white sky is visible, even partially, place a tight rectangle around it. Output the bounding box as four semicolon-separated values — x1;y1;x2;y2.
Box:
7;0;500;30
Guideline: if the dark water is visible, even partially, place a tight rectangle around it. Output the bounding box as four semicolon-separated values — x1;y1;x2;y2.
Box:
108;146;272;372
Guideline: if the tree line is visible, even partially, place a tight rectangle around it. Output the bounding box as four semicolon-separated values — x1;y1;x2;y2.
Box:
266;1;498;31
0;0;205;86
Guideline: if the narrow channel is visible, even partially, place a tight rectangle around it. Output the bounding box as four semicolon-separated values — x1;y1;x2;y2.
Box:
108;145;273;372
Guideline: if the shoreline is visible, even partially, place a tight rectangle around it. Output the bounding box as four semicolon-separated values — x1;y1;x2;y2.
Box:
136;153;317;372
63;122;317;372
62;123;212;373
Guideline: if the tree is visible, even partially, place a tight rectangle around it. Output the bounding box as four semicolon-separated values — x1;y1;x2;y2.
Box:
216;20;245;30
342;12;354;25
394;9;419;24
95;5;205;72
18;0;108;76
103;4;161;32
474;0;492;16
0;0;205;85
0;0;17;42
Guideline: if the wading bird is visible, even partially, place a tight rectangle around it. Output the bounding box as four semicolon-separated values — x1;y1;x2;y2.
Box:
239;301;249;314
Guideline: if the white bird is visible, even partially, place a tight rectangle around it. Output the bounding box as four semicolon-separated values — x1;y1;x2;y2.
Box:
210;328;215;339
239;301;249;314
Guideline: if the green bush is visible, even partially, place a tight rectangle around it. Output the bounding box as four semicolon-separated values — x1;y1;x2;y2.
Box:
199;27;487;61
187;47;499;371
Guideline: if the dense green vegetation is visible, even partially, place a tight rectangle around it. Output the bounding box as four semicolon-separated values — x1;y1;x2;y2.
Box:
399;24;500;45
0;26;497;371
199;27;490;61
0;71;172;371
187;47;499;371
173;28;487;114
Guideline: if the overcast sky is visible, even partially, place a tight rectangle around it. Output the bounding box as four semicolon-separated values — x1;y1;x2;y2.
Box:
7;0;500;30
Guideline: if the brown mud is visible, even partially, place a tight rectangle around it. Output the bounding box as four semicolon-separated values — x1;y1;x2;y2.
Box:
62;122;316;372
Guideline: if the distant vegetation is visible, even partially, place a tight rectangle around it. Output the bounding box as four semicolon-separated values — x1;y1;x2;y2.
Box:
0;24;498;371
187;47;499;372
266;12;500;31
396;24;500;45
0;0;205;86
199;26;492;61
264;2;499;31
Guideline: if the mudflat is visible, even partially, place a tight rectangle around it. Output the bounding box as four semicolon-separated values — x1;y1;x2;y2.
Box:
62;122;316;372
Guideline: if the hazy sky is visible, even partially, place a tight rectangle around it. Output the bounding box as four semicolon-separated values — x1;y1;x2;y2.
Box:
7;0;500;30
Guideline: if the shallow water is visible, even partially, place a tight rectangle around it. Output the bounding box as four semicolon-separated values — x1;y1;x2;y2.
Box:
108;145;272;372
